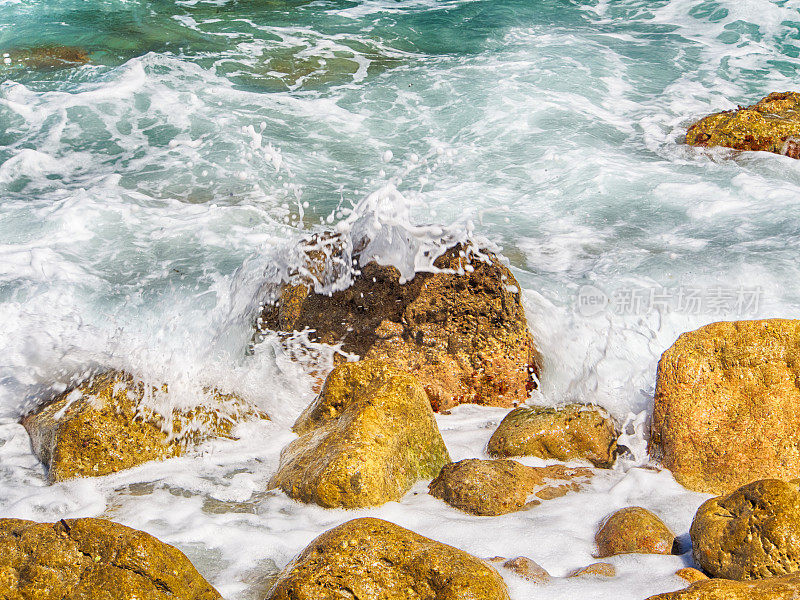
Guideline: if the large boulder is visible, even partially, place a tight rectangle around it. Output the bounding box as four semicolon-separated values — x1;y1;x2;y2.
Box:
267;517;510;600
487;404;618;468
646;573;800;600
595;507;677;558
269;360;451;508
0;517;221;599
686;92;800;158
691;479;800;580
23;370;265;482
428;458;591;516
258;237;539;412
651;319;800;493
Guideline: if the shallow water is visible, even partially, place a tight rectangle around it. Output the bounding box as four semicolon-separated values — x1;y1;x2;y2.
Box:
1;0;800;597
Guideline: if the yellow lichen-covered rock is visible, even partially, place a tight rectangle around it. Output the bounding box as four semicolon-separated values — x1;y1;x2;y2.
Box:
22;370;266;483
0;517;222;600
675;568;709;584
691;479;800;580
595;507;677;558
428;458;592;516
487;404;618;468
268;360;451;508
650;319;800;494
267;517;511;600
686;92;800;158
646;573;800;600
258;235;539;412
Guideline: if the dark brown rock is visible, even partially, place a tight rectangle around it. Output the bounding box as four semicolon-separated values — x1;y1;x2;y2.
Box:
257;236;539;412
595;507;677;558
428;458;591;516
266;517;510;600
0;517;221;600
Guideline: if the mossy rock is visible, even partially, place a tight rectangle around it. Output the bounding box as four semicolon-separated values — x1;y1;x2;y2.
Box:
686;92;800;157
651;319;800;494
267;517;510;600
269;360;451;508
0;517;221;599
691;479;800;580
487;404;618;468
23;370;266;482
428;458;591;516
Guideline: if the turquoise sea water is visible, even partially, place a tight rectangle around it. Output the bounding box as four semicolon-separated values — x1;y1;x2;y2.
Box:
2;0;800;597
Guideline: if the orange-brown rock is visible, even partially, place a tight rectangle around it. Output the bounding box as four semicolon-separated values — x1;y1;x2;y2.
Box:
267;517;510;600
646;572;800;600
568;562;616;578
428;458;591;516
23;370;265;482
487;404;618;468
257;235;539;411
675;568;709;584
686;92;800;158
501;556;551;583
651;319;800;494
595;507;678;558
690;479;800;580
0;517;221;600
2;46;90;70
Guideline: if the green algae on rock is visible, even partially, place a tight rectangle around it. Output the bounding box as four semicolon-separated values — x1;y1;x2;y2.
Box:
651;319;800;494
22;370;266;482
428;458;592;516
595;507;678;558
686;92;800;158
267;517;511;600
258;235;539;412
691;479;800;580
269;360;451;508
487;404;618;468
0;517;222;600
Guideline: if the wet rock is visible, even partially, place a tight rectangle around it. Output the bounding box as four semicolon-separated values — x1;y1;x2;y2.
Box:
428;458;592;516
257;236;539;412
268;360;450;508
691;479;800;580
0;517;222;599
650;319;800;493
22;371;265;483
267;517;510;600
646;572;800;600
487;404;618;468
1;46;90;70
568;562;616;578
686;92;800;158
675;568;709;584
595;507;678;558
501;556;551;583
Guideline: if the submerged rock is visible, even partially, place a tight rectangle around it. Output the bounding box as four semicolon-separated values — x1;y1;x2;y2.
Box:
257;236;539;412
691;479;800;580
686;92;800;158
1;46;90;70
268;360;450;508
428;458;591;516
487;404;618;468
23;370;265;482
651;319;800;494
646;572;800;600
595;507;677;558
267;517;511;600
0;517;222;599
